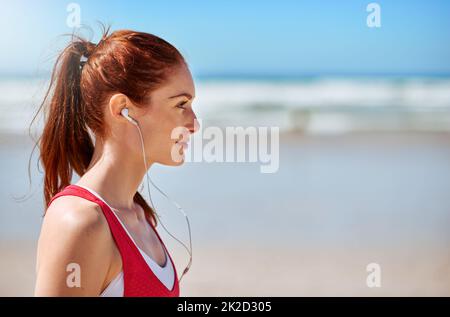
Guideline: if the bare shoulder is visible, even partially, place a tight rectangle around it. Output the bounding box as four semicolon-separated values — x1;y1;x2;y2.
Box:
35;195;112;296
43;195;108;234
37;195;113;266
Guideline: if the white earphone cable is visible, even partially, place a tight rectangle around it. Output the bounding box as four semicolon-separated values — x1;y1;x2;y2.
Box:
135;121;193;283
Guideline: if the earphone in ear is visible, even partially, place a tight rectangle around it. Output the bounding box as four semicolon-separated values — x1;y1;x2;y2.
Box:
121;108;138;126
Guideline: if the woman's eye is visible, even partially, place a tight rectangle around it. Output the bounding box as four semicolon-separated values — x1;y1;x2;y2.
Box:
176;101;187;109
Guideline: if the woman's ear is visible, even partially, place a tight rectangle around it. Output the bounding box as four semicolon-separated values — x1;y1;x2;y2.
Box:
109;93;132;122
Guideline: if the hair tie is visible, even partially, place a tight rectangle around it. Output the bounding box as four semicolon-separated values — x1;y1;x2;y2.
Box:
79;56;87;70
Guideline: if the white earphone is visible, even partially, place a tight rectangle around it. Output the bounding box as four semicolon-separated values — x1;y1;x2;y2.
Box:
121;108;138;126
120;107;193;283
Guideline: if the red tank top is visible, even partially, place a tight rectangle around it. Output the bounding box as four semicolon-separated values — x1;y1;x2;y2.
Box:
47;184;180;297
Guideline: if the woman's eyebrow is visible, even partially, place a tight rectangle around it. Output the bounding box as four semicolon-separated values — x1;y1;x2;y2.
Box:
168;92;194;100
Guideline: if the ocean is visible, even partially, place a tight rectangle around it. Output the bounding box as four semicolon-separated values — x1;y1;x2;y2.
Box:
1;75;450;135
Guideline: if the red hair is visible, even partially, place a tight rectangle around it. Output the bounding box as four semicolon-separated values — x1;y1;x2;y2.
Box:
30;26;186;223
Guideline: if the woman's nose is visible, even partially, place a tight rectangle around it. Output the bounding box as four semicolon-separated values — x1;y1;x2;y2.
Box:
187;111;199;134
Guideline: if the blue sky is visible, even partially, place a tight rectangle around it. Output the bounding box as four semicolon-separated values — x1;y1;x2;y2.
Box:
1;0;449;76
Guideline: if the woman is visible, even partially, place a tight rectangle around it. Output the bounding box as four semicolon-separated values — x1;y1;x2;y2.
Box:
33;27;198;296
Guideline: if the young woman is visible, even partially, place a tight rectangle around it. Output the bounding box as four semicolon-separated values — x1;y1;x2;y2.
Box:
33;27;197;296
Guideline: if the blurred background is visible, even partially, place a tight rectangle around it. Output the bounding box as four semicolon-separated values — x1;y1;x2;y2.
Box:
0;0;449;296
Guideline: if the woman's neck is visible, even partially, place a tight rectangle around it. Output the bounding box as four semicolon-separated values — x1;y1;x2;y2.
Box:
77;138;152;211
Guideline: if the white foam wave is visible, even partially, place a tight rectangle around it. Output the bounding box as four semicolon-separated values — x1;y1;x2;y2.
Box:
2;77;450;134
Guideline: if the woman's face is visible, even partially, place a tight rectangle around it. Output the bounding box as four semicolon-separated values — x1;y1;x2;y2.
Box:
132;64;198;166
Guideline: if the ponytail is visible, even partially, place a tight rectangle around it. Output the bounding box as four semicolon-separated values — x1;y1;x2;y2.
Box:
39;36;94;207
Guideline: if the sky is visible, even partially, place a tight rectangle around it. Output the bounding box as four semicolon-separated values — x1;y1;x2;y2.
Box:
1;0;449;77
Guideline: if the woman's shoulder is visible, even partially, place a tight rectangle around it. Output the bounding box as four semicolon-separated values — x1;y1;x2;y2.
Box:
45;195;108;233
35;195;114;296
38;195;113;270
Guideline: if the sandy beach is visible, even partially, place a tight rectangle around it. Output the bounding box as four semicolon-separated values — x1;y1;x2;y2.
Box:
1;131;449;296
1;242;449;296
